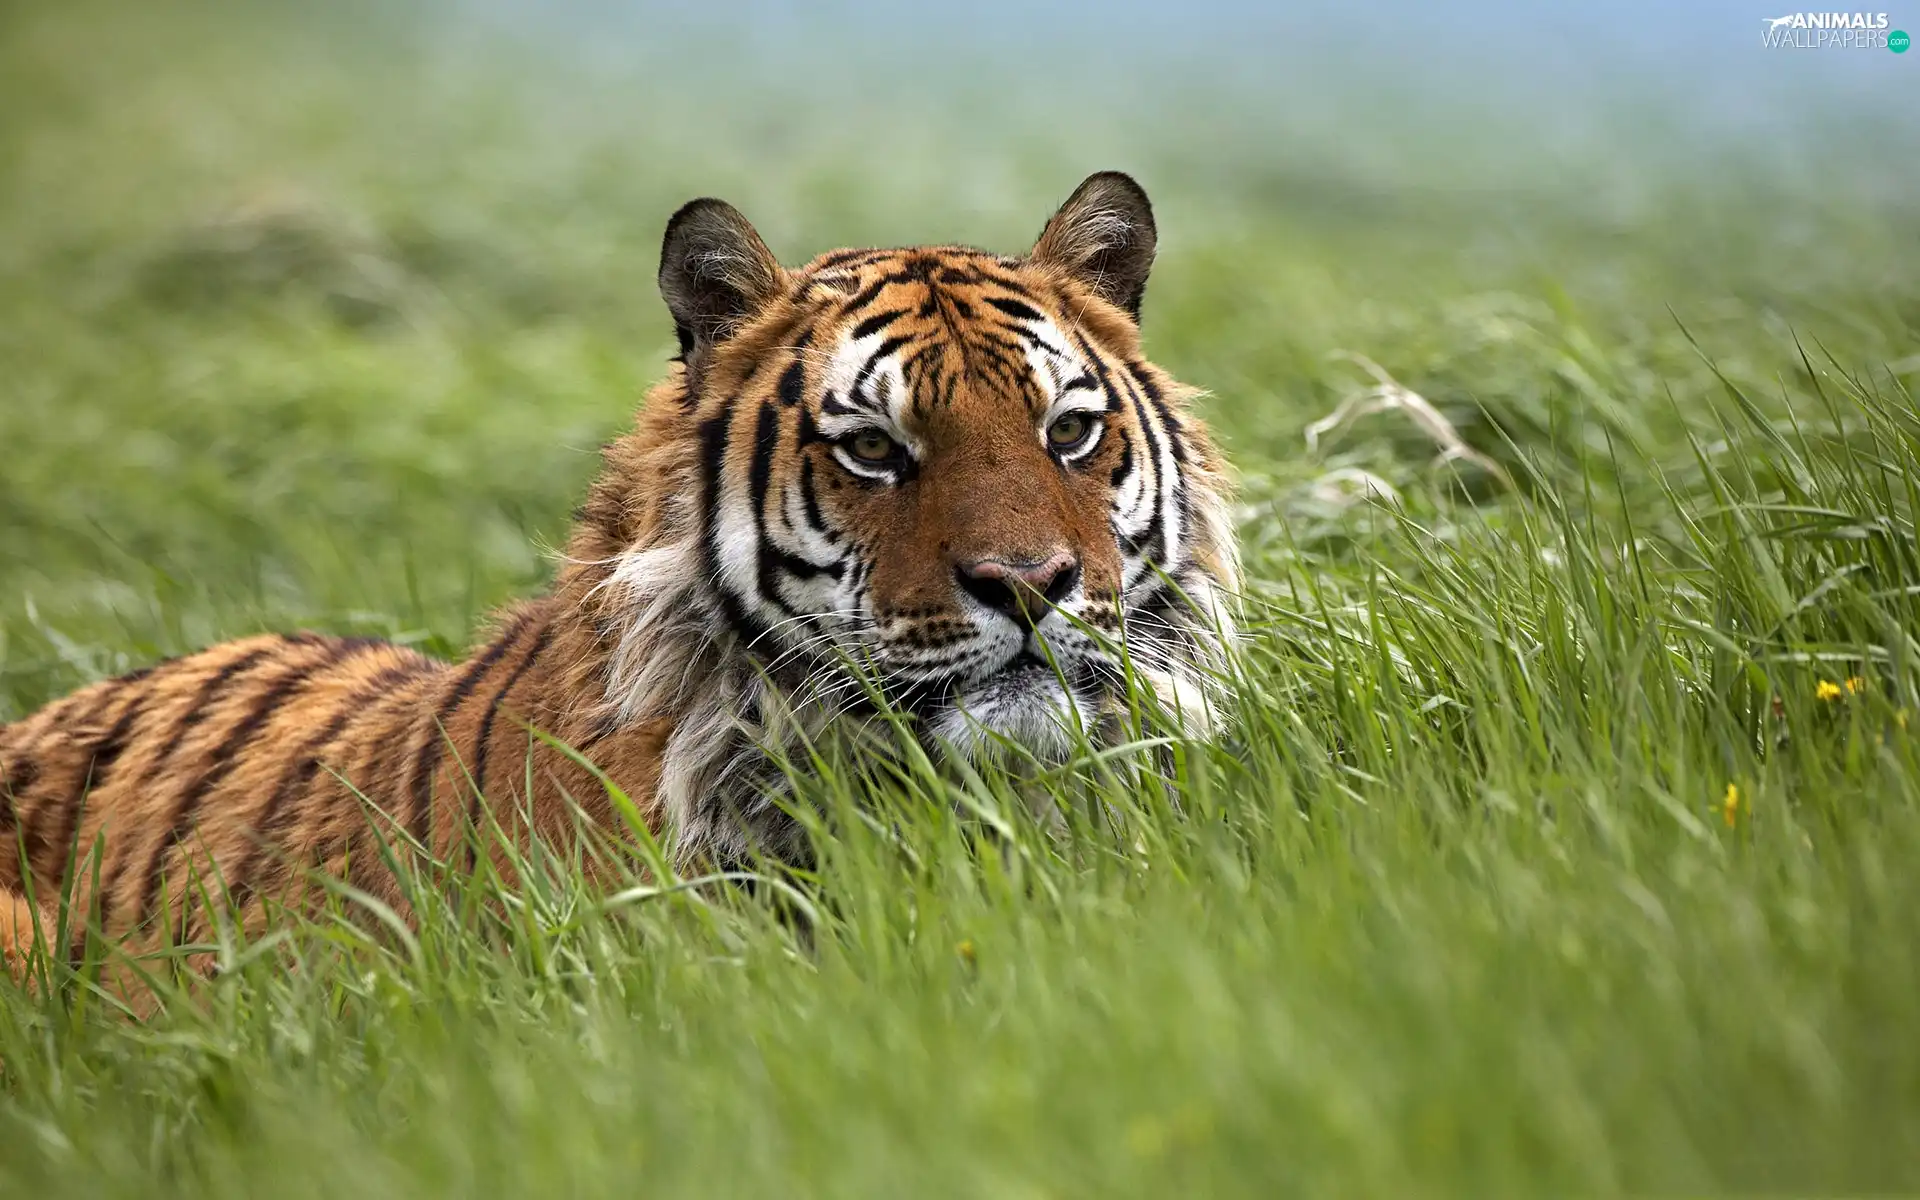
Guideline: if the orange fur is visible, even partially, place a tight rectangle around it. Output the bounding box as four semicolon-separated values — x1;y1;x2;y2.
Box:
0;173;1237;994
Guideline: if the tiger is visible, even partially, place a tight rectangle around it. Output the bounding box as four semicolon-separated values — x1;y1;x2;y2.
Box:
0;171;1238;972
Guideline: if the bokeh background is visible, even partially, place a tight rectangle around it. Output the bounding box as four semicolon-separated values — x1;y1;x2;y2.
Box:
4;0;1915;712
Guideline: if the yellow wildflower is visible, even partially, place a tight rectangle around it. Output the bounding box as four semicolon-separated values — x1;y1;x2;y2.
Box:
956;939;977;966
1722;782;1743;828
1815;679;1843;702
1845;676;1866;694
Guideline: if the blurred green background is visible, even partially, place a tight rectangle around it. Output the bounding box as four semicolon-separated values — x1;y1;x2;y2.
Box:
2;1;1918;1195
5;0;1913;710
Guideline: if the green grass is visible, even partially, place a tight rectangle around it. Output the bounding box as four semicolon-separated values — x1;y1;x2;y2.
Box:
4;3;1920;1195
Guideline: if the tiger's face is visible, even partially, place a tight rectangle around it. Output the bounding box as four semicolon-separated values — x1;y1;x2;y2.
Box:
643;173;1236;763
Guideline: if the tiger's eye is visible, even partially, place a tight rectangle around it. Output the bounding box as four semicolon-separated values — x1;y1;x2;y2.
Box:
848;429;898;462
1047;413;1092;450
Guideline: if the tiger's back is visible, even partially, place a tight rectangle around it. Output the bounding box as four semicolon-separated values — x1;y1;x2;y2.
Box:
0;614;613;968
0;635;426;958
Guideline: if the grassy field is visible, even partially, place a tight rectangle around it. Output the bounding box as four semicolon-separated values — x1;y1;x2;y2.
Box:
3;3;1920;1195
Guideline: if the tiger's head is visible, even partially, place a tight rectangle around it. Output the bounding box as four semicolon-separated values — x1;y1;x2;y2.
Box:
573;173;1237;857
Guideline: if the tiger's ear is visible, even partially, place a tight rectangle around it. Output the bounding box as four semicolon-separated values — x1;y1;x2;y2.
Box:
1029;171;1157;320
658;198;785;360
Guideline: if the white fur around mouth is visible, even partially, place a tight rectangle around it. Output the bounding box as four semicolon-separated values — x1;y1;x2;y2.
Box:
927;660;1095;762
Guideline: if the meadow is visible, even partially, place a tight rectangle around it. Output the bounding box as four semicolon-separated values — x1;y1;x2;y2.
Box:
2;3;1919;1195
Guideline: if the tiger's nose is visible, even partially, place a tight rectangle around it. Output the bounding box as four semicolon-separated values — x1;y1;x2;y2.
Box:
955;551;1081;630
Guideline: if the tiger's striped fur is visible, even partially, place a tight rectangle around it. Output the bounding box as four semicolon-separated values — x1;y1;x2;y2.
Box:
0;172;1238;972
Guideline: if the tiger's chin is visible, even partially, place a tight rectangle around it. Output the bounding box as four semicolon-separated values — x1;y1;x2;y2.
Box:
924;659;1103;765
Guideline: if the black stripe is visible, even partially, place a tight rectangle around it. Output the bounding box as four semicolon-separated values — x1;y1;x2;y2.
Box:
144;645;354;929
34;696;143;885
769;547;845;585
313;673;431;905
464;624;554;873
749;405;804;616
698;403;775;646
877;267;938;288
51;695;151;969
404;618;529;855
225;711;352;916
95;647;276;918
50;665;158;752
794;404;826;450
1117;460;1164;559
851;334;913;399
839;276;890;313
969;262;1033;290
815;248;883;269
1011;324;1060;355
932;263;982;286
20;645;208;904
985;296;1044;323
1126;361;1188;463
1109;439;1135;490
849;308;909;341
225;660;427;913
2;758;37;798
776;360;806;408
765;460;848;581
798;456;835;542
1111;363;1185;561
898;342;945;392
1075;330;1165;563
159;649;279;755
1;755;39;846
973;328;1038;362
